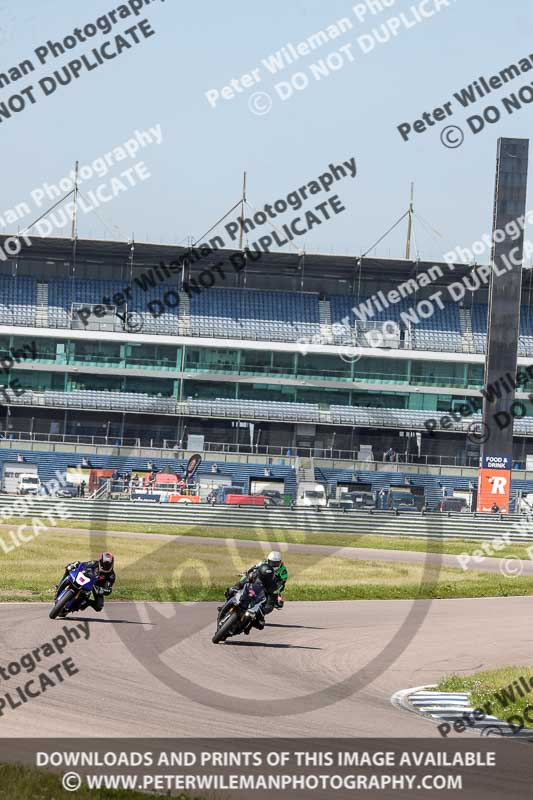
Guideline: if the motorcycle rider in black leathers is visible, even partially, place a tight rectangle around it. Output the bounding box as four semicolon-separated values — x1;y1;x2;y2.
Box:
224;551;287;631
57;552;116;615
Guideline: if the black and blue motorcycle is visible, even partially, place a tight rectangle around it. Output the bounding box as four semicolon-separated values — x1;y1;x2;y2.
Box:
49;562;99;619
212;578;267;644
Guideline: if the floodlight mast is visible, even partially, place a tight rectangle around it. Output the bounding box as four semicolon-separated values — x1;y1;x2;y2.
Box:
477;138;530;513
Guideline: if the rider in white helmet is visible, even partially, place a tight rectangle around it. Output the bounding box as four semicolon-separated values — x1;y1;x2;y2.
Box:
224;550;288;630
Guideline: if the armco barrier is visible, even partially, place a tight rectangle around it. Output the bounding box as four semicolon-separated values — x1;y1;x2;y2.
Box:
0;496;531;542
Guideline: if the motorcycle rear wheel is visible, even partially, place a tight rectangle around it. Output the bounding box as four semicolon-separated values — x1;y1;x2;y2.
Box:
49;589;75;620
212;611;237;644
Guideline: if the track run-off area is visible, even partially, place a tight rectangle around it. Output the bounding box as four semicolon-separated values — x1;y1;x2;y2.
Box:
1;522;532;740
0;594;530;739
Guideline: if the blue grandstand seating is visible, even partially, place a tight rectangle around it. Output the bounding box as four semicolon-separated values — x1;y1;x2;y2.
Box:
471;304;487;354
411;304;462;351
1;275;531;357
0;276;37;326
189;288;320;342
0;447;296;498
330;294;463;351
519;304;533;356
6;389;533;436
329;294;412;327
2;446;532;509
47;278;180;333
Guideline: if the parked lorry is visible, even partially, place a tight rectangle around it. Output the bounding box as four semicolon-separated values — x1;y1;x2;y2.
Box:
344;490;376;509
389;491;418;512
296;481;327;507
438;496;469;513
214;486;266;506
1;462;39;494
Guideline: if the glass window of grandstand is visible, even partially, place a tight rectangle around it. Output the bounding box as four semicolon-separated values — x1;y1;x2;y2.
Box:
272;351;295;375
435;394;470;412
373;392;456;412
66;374;175;398
125;343;179;370
185;348;239;373
4;370;64;392
123;377;174;396
448;395;482;414
297;387;351;406
70;341;121;367
0;336;56;363
240;350;295;378
33;338;57;362
411;361;468;389
353;357;408;385
351;390;406;409
239;384;297;402
239;350;272;376
297;353;351;381
8;337;57;363
184;380;236;400
68;374;124;392
466;364;484;389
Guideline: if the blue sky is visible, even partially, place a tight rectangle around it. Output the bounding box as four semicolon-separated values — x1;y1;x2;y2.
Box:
1;0;533;261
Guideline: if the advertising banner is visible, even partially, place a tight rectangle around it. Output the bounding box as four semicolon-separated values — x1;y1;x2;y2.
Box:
477;455;511;512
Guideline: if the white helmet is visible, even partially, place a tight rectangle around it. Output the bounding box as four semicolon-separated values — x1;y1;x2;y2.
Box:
267;551;282;569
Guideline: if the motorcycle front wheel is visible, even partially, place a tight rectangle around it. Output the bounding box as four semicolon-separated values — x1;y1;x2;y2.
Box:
49;588;75;619
212;610;238;644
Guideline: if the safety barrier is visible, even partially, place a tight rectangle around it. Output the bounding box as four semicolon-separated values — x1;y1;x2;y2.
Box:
0;496;530;542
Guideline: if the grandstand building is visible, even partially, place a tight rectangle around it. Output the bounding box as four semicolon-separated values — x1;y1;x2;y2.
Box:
1;234;533;507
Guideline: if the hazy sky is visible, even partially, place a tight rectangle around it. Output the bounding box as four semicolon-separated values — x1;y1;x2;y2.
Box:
2;0;533;261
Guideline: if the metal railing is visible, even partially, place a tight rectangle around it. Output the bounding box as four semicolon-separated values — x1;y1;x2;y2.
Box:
0;496;531;539
0;430;142;447
0;310;503;355
0;428;519;469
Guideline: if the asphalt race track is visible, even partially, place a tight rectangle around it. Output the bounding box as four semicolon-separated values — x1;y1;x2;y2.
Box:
0;596;530;739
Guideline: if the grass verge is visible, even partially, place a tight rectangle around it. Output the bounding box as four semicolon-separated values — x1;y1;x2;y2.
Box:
2;515;533;560
437;666;533;729
1;531;533;602
0;763;201;799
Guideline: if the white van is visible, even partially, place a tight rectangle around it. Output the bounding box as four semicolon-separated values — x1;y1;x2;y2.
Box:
17;473;42;496
296;481;327;507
